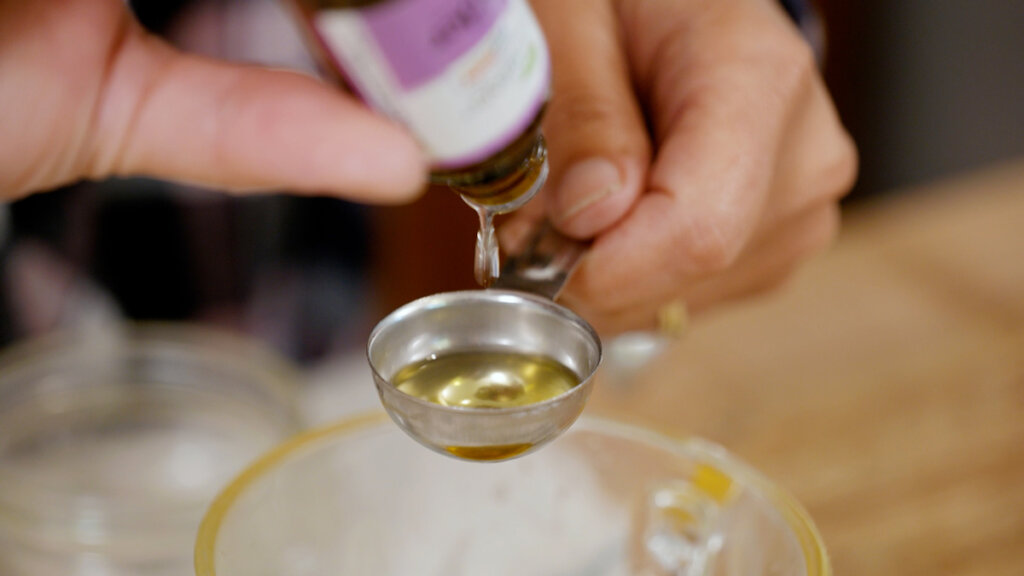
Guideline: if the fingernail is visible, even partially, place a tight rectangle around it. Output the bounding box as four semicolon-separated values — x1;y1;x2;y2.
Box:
553;158;623;224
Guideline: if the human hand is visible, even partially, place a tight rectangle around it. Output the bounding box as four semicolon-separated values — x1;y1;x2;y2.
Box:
0;0;426;202
510;0;857;335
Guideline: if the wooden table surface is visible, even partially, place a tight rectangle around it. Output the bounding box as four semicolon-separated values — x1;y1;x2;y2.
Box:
588;159;1024;576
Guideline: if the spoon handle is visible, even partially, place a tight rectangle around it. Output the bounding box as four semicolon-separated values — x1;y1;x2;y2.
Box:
492;221;589;301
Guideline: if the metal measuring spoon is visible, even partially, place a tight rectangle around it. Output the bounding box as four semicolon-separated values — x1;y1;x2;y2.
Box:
367;222;600;462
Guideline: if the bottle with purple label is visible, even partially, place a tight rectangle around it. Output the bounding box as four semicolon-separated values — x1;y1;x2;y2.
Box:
289;0;552;285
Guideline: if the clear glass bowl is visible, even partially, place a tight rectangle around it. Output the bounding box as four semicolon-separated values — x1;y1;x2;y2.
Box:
196;413;829;576
0;323;303;576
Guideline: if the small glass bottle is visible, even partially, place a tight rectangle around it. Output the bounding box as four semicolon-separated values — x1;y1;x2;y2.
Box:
287;0;551;285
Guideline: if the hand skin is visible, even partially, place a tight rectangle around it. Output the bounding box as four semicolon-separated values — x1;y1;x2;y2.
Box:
1;0;856;337
0;0;427;203
509;0;859;335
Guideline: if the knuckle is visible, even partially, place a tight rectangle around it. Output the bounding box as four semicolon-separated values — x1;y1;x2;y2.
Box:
781;59;816;111
806;129;859;204
673;210;746;276
824;132;860;199
789;36;819;83
759;29;818;102
782;33;818;87
547;88;624;134
544;86;650;162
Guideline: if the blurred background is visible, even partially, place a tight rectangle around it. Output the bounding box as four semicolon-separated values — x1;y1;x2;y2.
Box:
1;0;1023;362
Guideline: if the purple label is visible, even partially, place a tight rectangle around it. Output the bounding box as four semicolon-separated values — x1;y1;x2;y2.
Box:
363;0;507;90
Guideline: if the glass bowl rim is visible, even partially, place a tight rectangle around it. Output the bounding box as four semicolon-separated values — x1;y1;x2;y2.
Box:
0;322;303;529
195;412;830;576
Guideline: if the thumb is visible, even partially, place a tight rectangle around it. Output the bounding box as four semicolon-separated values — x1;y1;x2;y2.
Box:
532;0;650;238
92;26;428;203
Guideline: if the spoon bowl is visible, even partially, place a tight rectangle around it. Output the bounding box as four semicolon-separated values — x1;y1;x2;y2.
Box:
367;289;601;461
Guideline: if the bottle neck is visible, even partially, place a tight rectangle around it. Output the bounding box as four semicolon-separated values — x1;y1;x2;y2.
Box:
453;132;548;214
